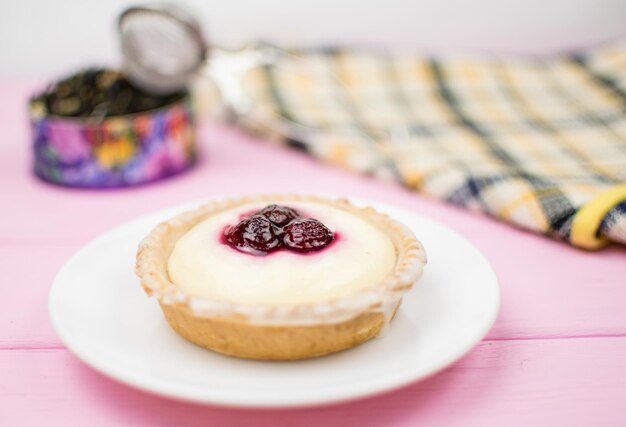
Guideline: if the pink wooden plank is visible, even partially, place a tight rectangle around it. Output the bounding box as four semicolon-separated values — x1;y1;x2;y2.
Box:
2;338;626;427
2;238;625;347
0;244;76;347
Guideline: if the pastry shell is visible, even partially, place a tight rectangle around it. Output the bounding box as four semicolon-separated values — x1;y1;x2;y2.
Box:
136;195;427;360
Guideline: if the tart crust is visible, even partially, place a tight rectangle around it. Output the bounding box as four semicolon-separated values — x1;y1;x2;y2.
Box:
136;195;426;360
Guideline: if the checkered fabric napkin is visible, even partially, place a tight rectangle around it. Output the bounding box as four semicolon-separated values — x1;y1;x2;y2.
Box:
230;41;626;249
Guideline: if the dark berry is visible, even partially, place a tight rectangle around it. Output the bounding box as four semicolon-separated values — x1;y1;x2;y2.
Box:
225;215;282;254
283;218;334;252
259;204;301;227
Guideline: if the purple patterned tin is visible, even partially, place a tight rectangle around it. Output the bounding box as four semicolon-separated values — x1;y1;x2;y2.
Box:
29;88;197;188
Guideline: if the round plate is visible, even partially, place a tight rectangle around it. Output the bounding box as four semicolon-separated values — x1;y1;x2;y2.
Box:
49;197;499;408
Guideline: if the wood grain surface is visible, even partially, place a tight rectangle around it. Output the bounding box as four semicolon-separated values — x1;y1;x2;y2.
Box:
1;80;625;426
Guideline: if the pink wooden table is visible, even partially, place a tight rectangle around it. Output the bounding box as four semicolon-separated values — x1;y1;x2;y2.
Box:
2;79;625;426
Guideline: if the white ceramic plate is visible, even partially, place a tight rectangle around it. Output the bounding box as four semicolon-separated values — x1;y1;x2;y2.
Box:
49;198;499;408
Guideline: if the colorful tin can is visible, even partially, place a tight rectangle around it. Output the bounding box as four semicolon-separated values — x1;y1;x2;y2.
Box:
29;93;197;188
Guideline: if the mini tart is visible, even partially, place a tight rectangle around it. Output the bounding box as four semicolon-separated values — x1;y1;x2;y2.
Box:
136;195;427;360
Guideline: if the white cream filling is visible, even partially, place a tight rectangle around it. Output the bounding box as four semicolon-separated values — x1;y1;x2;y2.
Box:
167;201;397;305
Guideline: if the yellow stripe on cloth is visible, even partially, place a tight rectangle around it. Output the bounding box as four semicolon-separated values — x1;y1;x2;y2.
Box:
571;183;626;249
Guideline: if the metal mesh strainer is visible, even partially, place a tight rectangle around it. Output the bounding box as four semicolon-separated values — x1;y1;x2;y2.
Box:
118;3;207;94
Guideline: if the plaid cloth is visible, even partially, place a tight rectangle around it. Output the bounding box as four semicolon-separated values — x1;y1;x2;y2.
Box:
227;41;626;249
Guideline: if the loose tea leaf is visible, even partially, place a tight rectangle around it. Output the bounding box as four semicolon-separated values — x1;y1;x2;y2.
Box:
32;68;187;117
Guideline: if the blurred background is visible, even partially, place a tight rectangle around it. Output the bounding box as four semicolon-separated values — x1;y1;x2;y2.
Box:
2;0;626;76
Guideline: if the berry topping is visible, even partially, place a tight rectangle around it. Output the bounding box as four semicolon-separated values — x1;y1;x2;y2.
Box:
223;205;336;255
224;215;282;254
259;204;302;227
283;218;335;252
